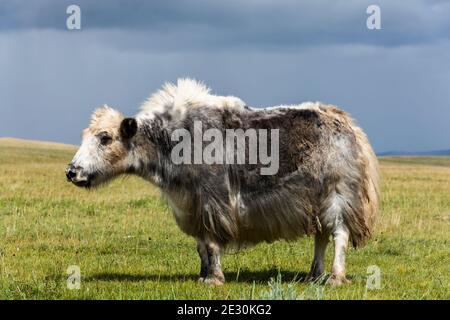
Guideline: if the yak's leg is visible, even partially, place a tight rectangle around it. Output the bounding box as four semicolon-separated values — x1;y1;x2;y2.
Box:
202;241;225;286
196;240;209;281
327;224;351;285
306;231;329;282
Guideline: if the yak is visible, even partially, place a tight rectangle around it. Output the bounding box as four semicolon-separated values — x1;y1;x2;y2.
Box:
66;79;379;285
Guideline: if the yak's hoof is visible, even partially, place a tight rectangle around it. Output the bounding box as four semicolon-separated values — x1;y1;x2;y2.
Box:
326;273;351;286
199;276;225;286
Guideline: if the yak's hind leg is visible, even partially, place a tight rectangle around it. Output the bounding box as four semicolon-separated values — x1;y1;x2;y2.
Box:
327;223;351;285
196;240;225;286
306;231;329;282
322;192;352;285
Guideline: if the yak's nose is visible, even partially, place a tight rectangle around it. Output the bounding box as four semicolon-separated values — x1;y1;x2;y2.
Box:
66;164;78;181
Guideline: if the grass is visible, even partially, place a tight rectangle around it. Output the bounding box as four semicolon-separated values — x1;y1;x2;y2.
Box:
0;137;448;300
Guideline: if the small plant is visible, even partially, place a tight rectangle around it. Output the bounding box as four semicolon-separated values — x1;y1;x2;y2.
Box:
258;272;328;300
258;272;300;300
298;275;327;300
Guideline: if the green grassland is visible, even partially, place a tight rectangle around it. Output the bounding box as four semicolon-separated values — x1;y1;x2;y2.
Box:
0;138;448;299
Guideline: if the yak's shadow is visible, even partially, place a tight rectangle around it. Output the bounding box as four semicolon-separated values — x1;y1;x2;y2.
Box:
85;268;310;284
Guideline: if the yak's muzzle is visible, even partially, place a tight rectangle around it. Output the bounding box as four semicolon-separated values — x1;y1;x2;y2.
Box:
66;164;90;187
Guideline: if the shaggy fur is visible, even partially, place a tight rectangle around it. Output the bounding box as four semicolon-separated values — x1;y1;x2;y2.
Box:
67;78;380;285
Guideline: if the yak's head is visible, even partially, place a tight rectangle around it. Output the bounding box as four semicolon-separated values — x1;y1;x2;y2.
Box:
66;106;138;188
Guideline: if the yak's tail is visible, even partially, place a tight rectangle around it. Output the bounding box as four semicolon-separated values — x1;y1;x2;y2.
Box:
351;127;380;247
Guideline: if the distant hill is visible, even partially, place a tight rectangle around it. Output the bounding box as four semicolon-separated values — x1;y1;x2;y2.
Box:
0;137;76;150
377;149;450;157
1;137;449;158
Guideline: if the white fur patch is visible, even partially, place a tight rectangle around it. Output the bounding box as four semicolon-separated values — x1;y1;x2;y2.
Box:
137;78;246;121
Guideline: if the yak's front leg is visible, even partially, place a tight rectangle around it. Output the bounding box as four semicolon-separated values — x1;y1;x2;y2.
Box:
197;240;225;285
204;241;225;285
196;240;209;281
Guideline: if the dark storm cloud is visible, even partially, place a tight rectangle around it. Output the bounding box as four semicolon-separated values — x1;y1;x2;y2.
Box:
1;0;450;48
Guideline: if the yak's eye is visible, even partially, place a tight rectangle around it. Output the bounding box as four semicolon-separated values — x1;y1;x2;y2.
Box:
98;132;112;146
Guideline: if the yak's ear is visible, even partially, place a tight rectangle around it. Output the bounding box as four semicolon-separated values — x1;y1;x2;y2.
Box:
120;118;138;140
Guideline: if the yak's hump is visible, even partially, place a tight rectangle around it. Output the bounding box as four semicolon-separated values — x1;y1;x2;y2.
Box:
138;78;246;120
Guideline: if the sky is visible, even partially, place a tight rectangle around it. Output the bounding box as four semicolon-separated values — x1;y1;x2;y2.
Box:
1;0;449;152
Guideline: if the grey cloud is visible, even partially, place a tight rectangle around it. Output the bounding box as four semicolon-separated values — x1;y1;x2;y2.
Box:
1;0;449;49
